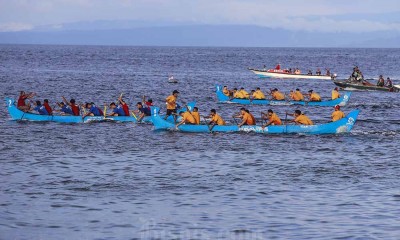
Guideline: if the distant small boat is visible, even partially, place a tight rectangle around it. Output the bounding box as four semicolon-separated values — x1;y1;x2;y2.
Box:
249;68;333;80
168;76;178;83
333;80;400;92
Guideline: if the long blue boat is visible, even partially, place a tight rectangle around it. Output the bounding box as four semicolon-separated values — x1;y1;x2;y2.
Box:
5;97;195;123
215;85;351;107
151;107;360;134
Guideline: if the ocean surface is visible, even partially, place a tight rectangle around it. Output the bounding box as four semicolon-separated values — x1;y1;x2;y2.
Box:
1;45;400;240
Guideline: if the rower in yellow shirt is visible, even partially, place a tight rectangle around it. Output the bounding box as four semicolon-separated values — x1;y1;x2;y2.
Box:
331;105;345;122
239;87;250;99
307;90;321;102
261;109;282;128
332;87;340;100
176;110;196;127
222;86;231;96
236;108;255;127
294;88;304;101
208;109;225;125
271;88;285;100
253;87;266;100
191;107;200;124
290;110;313;125
233;88;245;99
165;90;179;120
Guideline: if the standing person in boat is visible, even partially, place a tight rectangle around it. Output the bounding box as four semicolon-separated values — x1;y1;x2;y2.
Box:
236;108;256;127
43;99;53;115
332;87;340;100
386;77;393;88
271;88;285;101
289;110;313;125
164;90;179;120
17;91;36;112
331;105;345;122
307;90;321;102
176;110;196;127
33;100;49;115
62;96;80;116
261;109;282;128
108;102;126;116
207;109;225;126
57;102;74;115
377;75;385;87
83;102;102;117
118;96;130;117
134;102;151;122
253;87;266;100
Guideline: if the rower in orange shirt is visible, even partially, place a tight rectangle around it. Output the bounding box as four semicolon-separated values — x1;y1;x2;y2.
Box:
191;107;200;125
208;109;225;126
331;105;345;122
237;108;255;127
176;110;196;127
331;87;340;100
261;109;282;128
307;90;321;102
222;86;231;96
252;87;266;100
290;110;313;125
165;90;179;120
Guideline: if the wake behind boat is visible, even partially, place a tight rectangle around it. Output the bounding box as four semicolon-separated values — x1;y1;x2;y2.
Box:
5;98;195;123
215;85;351;107
151;107;360;134
249;65;333;80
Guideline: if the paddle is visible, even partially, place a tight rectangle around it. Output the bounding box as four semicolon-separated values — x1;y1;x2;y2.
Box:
131;111;138;121
103;104;107;119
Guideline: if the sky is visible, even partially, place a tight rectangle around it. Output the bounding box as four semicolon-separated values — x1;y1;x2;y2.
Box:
0;0;400;32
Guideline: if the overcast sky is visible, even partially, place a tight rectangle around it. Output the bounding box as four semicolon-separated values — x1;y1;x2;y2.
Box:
0;0;399;32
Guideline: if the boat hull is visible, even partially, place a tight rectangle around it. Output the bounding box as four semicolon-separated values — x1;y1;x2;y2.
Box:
215;85;351;107
249;68;332;80
5;98;195;123
334;81;400;92
151;107;360;134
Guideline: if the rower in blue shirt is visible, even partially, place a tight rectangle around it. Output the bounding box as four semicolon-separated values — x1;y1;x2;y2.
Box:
135;102;151;122
33;101;49;115
83;102;101;117
108;102;125;116
57;102;74;115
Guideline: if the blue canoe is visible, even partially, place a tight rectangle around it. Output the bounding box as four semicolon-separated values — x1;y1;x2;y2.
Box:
5;97;195;123
151;106;360;134
215;85;351;107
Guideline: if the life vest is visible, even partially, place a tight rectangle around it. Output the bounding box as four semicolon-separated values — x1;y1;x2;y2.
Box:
122;104;129;116
71;104;80;116
17;96;27;107
43;102;53;115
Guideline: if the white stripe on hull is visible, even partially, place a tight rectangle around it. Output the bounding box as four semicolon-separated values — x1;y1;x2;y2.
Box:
251;70;332;80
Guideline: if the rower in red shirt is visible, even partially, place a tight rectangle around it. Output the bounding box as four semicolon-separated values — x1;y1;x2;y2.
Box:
17;91;35;112
62;96;80;116
43;99;53;115
118;96;130;116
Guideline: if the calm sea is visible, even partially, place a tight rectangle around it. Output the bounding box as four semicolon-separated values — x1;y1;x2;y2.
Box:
1;45;400;239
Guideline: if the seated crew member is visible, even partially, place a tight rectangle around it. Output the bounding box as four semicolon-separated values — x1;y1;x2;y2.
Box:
294;88;304;101
316;68;322;76
275;64;281;70
208;109;225;126
43;99;53;115
245;109;256;125
307;90;321;102
191;107;200;125
57;102;73;115
33;100;49;115
62;96;80;116
307;70;312;75
165;90;179;120
261;109;282;128
135;102;151;122
290;110;313;125
332;87;340;100
222;86;231;96
271;88;285;101
386;77;393;88
17;91;36;112
109;102;126;116
253;87;266;100
83;102;101;117
176;110;196;127
118;96;130;116
239;87;250;99
326;68;331;76
236;107;256;127
377;75;385;87
233;88;245;99
331;105;345;122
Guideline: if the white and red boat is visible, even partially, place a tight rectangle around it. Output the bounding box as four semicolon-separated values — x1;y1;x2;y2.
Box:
249;65;333;80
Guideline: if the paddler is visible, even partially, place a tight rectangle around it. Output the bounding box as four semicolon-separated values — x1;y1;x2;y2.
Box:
232;88;245;99
118;96;130;116
261;109;282;128
271;88;285;100
208;109;225;125
33;100;49;115
386;77;393;88
236;107;256;127
332;87;340;100
108;102;126;116
239;87;250;99
191;107;200;125
57;102;74;115
17;91;36;112
62;96;80;116
331;105;345;122
176;110;196;127
289;110;313;125
307;90;321;102
135;102;151;122
43;99;53;115
165;90;179;120
222;86;231;96
253;87;266;100
83;102;102;117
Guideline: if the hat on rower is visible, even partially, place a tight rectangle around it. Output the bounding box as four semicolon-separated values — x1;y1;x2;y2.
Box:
173;90;179;94
334;105;340;110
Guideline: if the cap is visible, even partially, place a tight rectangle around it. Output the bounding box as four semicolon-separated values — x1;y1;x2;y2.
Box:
173;90;179;94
